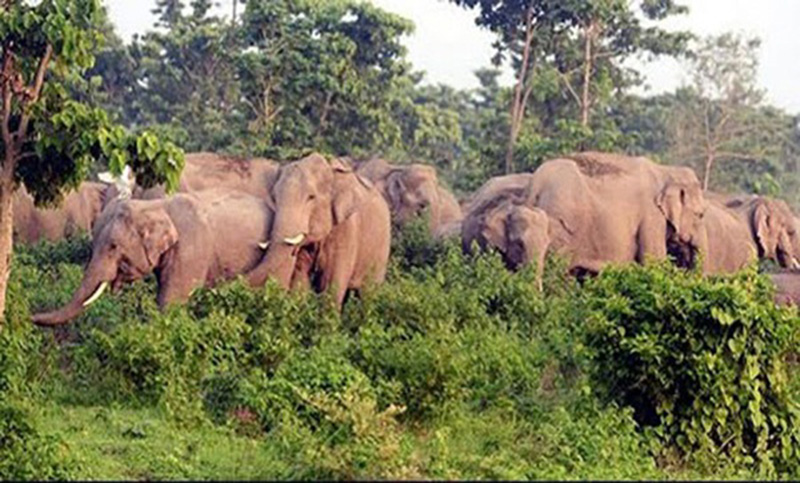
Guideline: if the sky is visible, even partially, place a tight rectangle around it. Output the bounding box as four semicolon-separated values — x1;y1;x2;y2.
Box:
105;0;800;112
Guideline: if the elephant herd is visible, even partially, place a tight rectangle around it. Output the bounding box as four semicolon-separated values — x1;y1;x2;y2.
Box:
21;150;800;326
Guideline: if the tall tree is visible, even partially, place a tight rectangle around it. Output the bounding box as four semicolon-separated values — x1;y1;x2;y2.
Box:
0;0;183;321
670;34;774;191
554;0;689;128
237;0;414;159
448;0;689;172
127;0;242;151
448;0;568;173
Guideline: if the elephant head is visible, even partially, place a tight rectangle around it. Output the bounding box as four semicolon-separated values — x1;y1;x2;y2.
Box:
464;198;550;289
656;177;706;265
751;198;800;269
385;164;441;228
32;200;178;326
252;153;371;288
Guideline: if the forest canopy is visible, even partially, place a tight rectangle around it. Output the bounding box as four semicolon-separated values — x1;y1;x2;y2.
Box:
85;0;800;203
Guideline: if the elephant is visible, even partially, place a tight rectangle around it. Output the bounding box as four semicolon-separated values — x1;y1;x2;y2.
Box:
522;152;707;275
98;152;280;201
461;173;535;216
246;153;391;308
32;189;275;326
14;182;109;245
462;196;550;290
692;198;758;274
708;193;800;270
355;158;462;237
689;193;800;274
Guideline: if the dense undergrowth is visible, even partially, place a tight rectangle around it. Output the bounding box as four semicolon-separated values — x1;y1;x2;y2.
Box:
1;220;800;480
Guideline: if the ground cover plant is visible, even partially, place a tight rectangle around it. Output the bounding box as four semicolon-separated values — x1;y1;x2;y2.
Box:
2;219;800;480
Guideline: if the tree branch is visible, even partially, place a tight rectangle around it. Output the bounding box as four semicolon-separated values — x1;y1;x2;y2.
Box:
557;69;581;106
0;50;12;157
15;44;52;156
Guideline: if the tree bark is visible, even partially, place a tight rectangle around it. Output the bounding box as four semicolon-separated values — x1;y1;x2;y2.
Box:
580;21;595;128
0;170;13;322
703;152;715;191
504;8;536;175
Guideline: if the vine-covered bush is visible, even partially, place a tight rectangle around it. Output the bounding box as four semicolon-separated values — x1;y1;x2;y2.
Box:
584;262;800;475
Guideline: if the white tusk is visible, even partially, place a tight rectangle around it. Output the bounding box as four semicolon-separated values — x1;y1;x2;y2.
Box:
283;234;305;246
258;241;270;250
98;172;116;184
82;281;109;307
793;257;800;270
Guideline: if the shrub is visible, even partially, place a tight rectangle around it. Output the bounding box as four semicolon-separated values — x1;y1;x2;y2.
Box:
584;261;800;474
389;215;450;272
0;402;78;480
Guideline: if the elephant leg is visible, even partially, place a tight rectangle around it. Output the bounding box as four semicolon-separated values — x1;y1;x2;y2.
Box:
290;247;315;292
317;228;358;308
155;251;208;309
636;223;668;265
535;243;549;292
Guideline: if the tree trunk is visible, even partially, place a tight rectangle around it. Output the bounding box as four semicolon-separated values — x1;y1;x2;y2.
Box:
703;152;715;191
504;10;536;175
580;21;595;128
0;176;14;324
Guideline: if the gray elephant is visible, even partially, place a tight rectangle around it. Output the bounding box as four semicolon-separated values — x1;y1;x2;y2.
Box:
14;182;109;245
694;193;800;274
246;153;391;307
355;158;461;237
462;173;535;216
523;152;707;275
462;196;550;290
32;189;274;326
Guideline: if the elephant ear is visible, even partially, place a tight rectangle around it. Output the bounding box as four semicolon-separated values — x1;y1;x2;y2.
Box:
480;204;509;252
386;170;406;209
753;201;777;254
332;172;365;225
656;184;685;232
138;208;179;268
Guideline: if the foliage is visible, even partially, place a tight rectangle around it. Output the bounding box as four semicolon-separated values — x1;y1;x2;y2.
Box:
0;0;184;204
584;261;800;475
0;402;78;481
5;227;683;480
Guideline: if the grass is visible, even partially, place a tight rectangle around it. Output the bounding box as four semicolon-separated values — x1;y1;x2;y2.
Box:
35;404;288;480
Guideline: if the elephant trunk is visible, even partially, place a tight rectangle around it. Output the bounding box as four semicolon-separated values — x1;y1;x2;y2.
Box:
32;254;116;326
246;207;305;288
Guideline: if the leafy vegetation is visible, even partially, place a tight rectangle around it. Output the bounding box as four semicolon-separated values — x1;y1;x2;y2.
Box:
5;0;800;480
2;222;800;479
0;0;184;320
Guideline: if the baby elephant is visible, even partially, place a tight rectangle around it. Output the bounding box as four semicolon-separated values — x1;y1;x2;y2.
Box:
462;198;550;290
32;189;274;326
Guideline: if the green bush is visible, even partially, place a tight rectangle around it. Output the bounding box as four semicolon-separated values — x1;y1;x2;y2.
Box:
14;224;800;479
0;402;78;480
584;261;800;475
